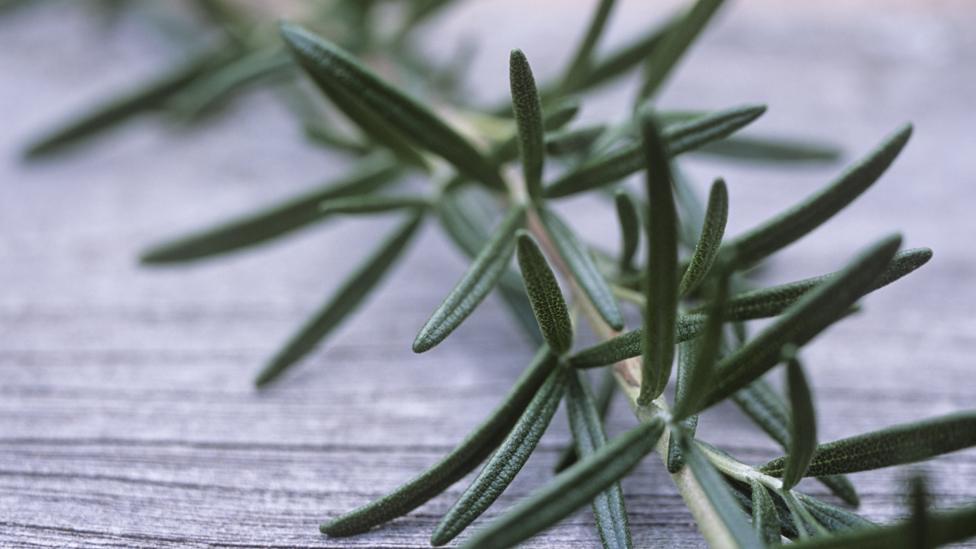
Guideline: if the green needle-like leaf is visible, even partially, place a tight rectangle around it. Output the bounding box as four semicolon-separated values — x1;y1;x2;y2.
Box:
667;341;701;472
635;0;726;101
678;179;728;297
760;411;976;477
614;190;641;273
546;124;608;157
555;368;617;472
750;479;781;544
639;115;679;405
255;211;424;386
319;194;430;215
414;205;526;353
516;231;574;355
141;156;400;263
680;436;764;549
732;380;860;505
696;135;842;164
567;15;673;94
559;0;617;91
569;313;706;369
23;48;227;159
796;493;874;532
322;347;557;537
544;104;765;198
672;273;728;419
565;370;633;549
509;50;546;201
492;98;582;164
782;349;818;490
699;234;902;411
722;124;912;267
909;475;929;549
281;23;504;189
431;367;568;546
538;208;624;330
697;247;932;321
459;418;665;549
171;49;294;119
785;502;976;549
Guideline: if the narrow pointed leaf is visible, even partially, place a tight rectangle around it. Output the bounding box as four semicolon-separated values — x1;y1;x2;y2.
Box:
782;349;818;490
569;313;706;369
697;135;842;164
23;48;226;158
414;205;524;353
614;190;640;273
639;116;679;404
680;436;764;549
555;368;617;472
509;50;546;200
700;234;902;411
560;0;617;90
322;348;557;536
565;370;632;549
141;157;400;263
431;367;568;546
785;503;976;549
909;475;930;549
544;104;765;198
568;16;673;93
750;479;781;544
492;98;581;164
761;411;976;477
672;273;728;419
281;23;504;189
171;49;294;118
255;211;424;386
732;380;860;505
539;208;624;330
546;124;608;157
319;194;430;215
678;179;728;296
722;124;912;267
796;493;874;532
516;231;574;354
667;341;700;472
698;247;932;321
636;0;726;101
459;418;665;549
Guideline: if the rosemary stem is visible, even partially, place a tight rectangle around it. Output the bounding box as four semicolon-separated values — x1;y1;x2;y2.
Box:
524;207;736;548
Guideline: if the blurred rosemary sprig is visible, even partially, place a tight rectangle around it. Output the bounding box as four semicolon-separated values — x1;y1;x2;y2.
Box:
27;0;976;547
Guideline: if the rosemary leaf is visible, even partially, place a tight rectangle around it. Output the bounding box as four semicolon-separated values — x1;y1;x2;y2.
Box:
567;16;673;94
569;314;706;369
281;23;505;189
538;208;624;330
796;493;874;532
667;341;701;472
760;411;976;477
509;50;546;200
701;247;932;321
171;49;294;119
672;272;728;419
699;234;902;411
319;194;431;215
544;104;765;198
722;124;913;267
431;367;568;546
23;48;227;159
516;231;574;355
782;349;818;490
546;124;608;157
559;0;617;91
565;370;633;549
909;475;929;549
680;436;764;548
732;380;860;505
492;98;582;164
140;156;400;263
639;115;679;405
635;0;726;101
322;347;557;537
555;368;616;472
784;503;976;548
254;211;424;386
678;179;728;297
614;190;641;273
697;135;842;164
413;205;526;353
750;479;781;545
459;418;666;549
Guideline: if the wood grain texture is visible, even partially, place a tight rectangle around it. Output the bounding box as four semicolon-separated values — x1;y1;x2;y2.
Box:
2;1;976;547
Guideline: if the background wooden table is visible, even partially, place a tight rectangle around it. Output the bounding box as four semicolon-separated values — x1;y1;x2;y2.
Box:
2;1;975;547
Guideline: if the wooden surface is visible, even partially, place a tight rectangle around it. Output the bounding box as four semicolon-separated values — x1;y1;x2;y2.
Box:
2;1;976;547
